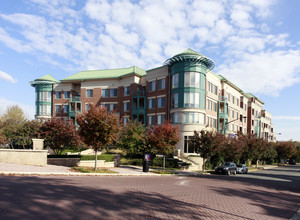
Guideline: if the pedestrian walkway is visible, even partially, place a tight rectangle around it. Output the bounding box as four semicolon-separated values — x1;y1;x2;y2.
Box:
0;162;160;176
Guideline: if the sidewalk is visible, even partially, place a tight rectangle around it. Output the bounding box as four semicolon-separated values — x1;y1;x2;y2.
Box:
0;162;162;176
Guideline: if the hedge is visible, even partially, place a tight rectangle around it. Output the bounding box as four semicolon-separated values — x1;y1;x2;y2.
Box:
47;154;114;162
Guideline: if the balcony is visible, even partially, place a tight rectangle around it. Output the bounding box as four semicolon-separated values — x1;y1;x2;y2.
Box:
71;96;81;102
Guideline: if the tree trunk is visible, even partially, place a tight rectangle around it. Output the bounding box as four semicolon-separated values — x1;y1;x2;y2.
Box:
163;155;165;170
256;159;259;168
203;159;206;172
94;150;98;170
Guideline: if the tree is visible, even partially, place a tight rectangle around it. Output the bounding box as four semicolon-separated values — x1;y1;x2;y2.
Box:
189;130;225;171
7;120;42;149
77;105;119;170
39;118;80;155
222;135;244;163
147;122;180;169
239;133;268;167
275;141;297;163
117;119;149;156
0;105;26;124
0;105;27;145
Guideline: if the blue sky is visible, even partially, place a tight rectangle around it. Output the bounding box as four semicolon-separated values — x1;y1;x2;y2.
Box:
0;0;300;141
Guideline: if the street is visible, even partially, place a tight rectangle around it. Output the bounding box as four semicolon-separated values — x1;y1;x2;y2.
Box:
0;165;299;219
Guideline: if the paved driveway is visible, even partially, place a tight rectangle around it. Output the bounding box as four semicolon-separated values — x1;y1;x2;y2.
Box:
0;165;299;219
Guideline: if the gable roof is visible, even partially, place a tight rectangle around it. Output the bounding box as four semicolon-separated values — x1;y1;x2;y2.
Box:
61;66;146;82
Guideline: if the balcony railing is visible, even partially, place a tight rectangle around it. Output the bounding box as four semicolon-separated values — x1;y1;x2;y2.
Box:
71;96;81;102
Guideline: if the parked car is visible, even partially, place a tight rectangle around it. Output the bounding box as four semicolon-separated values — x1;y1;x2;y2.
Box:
215;162;237;175
289;159;296;165
236;164;248;174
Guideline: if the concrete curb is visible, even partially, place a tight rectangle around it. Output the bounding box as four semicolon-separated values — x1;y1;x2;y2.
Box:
0;171;162;177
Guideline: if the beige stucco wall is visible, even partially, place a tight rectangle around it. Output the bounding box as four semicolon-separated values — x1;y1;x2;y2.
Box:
0;149;48;166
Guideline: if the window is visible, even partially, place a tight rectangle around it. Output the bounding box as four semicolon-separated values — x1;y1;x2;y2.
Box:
172;73;179;88
184;112;204;124
171;93;178;108
149;81;156;92
207;116;217;128
158;78;165;90
110;88;117;97
236;98;239;106
124;86;130;96
63;104;69;113
85;104;91;111
55;91;61;99
102;89;109;97
213;85;218;95
157;115;165;125
124;102;129;112
184;72;200;87
39;105;51;116
236;112;239;119
55;105;62;114
148;98;155;109
207;99;211;110
232;96;235;104
227;93;230;101
148;115;155;125
184;92;200;108
64;91;70;99
184;136;195;153
123;117;129;125
213;102;217;112
110;104;117;111
171;113;178;124
231;110;234;118
86;89;93;98
39;91;52;102
158;97;165;108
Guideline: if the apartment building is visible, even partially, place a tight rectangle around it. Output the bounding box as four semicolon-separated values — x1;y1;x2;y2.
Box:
30;49;276;157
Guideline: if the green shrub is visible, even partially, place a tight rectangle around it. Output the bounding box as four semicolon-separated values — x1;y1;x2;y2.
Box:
120;158;143;166
152;157;179;168
47;154;114;162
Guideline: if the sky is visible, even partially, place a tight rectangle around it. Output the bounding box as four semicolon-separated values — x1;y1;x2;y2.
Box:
0;0;300;141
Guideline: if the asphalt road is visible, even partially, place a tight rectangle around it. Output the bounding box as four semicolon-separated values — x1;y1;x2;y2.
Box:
0;165;299;220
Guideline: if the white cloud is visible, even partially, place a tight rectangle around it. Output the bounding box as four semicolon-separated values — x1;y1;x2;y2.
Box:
0;70;17;83
273;116;300;120
0;0;299;98
217;50;300;95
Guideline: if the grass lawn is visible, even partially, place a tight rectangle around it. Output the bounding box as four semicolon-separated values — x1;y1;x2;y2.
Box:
71;167;118;173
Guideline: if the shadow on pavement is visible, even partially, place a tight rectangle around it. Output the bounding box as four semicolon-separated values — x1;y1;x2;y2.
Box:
0;176;252;220
188;165;300;219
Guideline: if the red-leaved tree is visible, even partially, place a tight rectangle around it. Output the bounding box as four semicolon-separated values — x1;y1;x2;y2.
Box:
147;121;180;169
40;118;80;155
77;105;119;170
189;130;225;171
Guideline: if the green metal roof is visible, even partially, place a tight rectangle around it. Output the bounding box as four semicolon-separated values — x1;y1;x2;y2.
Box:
30;74;59;86
219;75;244;93
35;74;59;83
61;66;146;82
164;48;215;70
244;93;264;104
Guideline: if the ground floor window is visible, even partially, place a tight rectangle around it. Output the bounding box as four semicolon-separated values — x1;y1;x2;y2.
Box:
184;136;195;153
